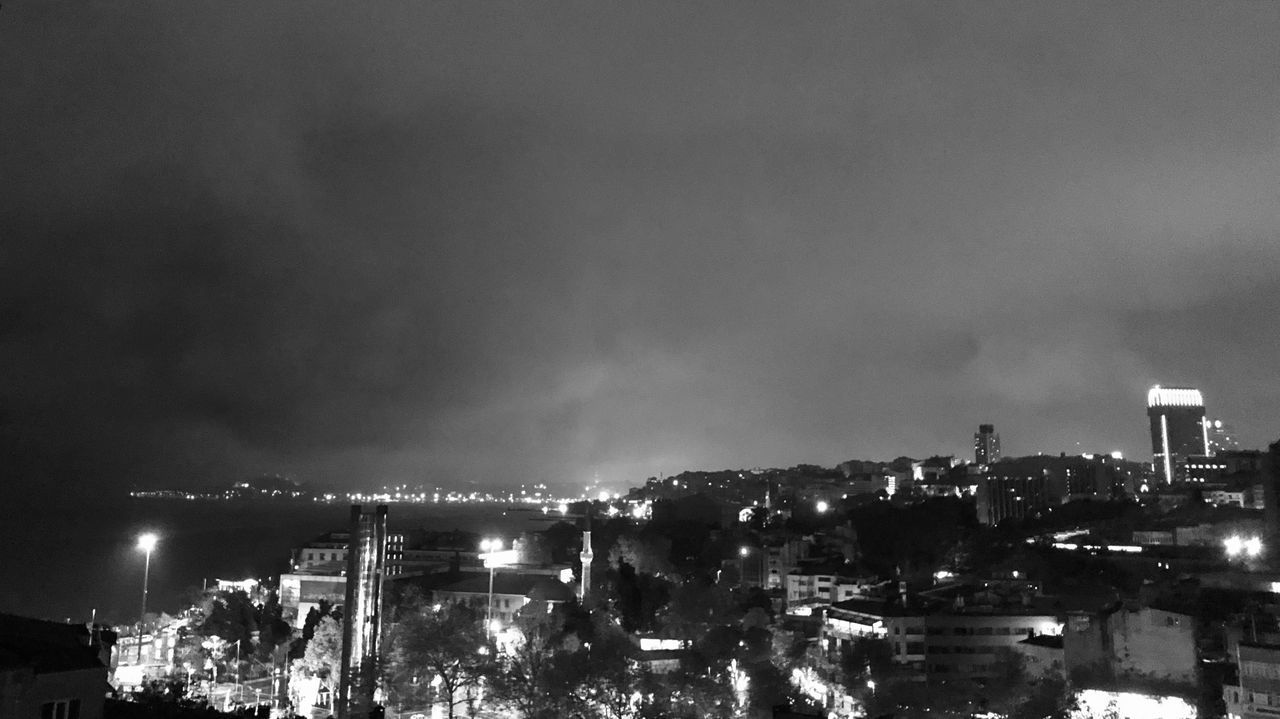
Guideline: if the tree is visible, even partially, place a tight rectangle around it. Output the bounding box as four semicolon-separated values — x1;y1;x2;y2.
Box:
198;590;257;648
489;608;581;719
608;534;675;577
1010;675;1075;719
575;616;643;719
383;600;495;719
609;558;672;633
289;615;343;712
254;591;293;664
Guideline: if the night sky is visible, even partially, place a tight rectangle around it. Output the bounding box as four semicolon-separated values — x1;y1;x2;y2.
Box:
3;3;1279;495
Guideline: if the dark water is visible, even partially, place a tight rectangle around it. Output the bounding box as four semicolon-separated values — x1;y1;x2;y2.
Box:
0;495;552;625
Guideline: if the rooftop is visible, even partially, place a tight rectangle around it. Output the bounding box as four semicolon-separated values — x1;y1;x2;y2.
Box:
1019;633;1064;649
1147;386;1204;409
0;614;105;674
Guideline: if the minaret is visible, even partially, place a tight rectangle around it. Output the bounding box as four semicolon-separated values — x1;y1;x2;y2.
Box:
579;513;594;603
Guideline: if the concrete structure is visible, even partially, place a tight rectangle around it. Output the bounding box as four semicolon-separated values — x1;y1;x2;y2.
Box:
974;423;1001;465
1147;386;1208;484
279;573;349;629
785;566;879;607
337;505;388;719
433;574;574;625
1207;489;1251;508
820;586;1063;680
579;526;594;604
294;531;475;577
1063;604;1197;689
0;614;108;719
765;539;809;590
1226;643;1280;719
975;466;1066;526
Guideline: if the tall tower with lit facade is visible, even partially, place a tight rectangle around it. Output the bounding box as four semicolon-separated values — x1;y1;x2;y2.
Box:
974;424;1001;465
579;525;594;604
1147;386;1208;484
338;504;388;719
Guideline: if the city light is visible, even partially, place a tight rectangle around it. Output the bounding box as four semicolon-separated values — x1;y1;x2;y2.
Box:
739;546;750;558
815;500;829;514
137;532;159;553
1225;534;1263;559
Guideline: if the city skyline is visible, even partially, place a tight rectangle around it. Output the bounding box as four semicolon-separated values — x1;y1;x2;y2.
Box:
4;3;1280;495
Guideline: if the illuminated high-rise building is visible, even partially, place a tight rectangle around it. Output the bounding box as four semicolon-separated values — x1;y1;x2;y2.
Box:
579;525;594;604
337;504;388;719
1207;418;1240;454
1147;386;1208;484
974;423;1001;465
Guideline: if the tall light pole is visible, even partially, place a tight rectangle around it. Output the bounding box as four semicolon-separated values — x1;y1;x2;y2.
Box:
136;532;158;664
480;538;503;639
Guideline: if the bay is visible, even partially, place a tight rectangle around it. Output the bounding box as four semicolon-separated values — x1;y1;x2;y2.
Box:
0;495;558;625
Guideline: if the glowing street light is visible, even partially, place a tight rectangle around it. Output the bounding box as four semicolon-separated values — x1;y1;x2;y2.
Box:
1225;535;1263;559
480;538;504;639
815;500;829;514
1225;536;1242;557
136;532;159;663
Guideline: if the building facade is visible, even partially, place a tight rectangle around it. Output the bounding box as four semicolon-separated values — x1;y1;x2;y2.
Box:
0;615;108;719
974;424;1001;465
1225;643;1280;719
975;468;1066;526
1147;386;1208;484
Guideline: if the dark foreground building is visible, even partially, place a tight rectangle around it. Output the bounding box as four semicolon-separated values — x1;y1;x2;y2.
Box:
0;614;109;719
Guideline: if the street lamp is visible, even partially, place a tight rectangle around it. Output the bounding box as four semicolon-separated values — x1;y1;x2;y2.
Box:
136;532;159;664
480;538;503;639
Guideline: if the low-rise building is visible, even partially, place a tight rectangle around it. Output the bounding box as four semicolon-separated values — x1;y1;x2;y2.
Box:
0;614;108;719
1225;642;1280;719
785;566;879;608
433;574;575;626
820;586;1063;680
1064;604;1197;689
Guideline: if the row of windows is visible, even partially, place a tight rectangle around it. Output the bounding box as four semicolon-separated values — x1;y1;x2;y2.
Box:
1227;687;1280;707
927;645;1002;655
42;700;80;719
924;626;1034;636
1241;661;1280;679
306;551;346;562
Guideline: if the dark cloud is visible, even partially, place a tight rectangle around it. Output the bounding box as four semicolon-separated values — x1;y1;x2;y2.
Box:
3;2;1279;494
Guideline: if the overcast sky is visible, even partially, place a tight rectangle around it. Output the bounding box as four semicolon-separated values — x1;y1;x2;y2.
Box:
3;2;1279;494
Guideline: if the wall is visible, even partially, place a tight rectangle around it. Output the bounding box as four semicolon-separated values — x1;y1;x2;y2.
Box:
0;667;107;719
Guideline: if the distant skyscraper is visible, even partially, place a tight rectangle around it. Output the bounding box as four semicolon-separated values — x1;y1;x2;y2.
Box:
1207;418;1240;454
1147;386;1208;484
974;424;1001;465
